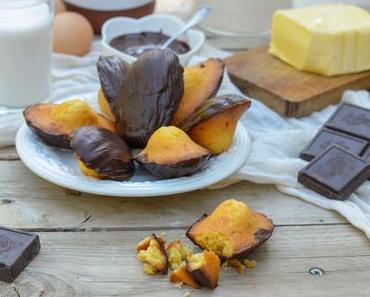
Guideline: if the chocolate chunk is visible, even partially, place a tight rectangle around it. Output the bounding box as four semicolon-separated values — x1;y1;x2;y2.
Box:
300;127;368;161
298;145;370;200
0;227;40;282
325;103;370;140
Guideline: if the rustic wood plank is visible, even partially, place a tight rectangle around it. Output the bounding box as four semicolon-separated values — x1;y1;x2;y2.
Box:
0;146;18;161
0;161;345;229
0;225;369;297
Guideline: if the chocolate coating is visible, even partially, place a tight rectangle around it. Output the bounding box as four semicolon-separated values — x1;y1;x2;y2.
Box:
27;123;70;149
187;267;217;289
152;233;168;275
180;94;251;131
97;56;129;119
0;226;40;283
117;49;184;148
298;145;370;200
23;104;72;149
109;32;190;57
136;154;210;179
71;126;134;181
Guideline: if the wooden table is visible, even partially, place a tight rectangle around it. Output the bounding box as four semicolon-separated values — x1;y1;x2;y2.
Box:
0;146;369;297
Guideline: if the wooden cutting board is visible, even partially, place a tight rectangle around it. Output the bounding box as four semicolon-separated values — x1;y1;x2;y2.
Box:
225;45;370;117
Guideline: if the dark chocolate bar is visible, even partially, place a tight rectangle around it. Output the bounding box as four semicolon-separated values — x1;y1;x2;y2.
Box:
300;127;368;161
298;145;370;200
0;227;40;282
325;103;370;140
361;146;370;161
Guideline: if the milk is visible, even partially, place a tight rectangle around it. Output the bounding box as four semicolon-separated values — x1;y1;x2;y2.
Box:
0;1;53;108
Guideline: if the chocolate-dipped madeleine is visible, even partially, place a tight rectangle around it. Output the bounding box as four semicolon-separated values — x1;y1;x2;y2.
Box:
171;58;225;127
117;49;184;148
135;126;210;179
71;126;134;181
24;99;115;149
180;94;251;154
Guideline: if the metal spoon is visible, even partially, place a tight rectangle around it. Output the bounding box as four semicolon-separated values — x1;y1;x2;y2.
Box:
160;5;212;50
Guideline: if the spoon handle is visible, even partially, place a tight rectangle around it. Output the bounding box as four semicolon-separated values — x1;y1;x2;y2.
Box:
161;5;211;50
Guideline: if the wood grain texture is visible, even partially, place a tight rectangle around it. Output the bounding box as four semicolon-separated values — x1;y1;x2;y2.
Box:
0;161;345;229
0;146;19;160
225;45;370;117
0;225;369;297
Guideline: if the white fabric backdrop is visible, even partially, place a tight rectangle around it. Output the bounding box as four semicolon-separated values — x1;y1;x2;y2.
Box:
1;41;370;238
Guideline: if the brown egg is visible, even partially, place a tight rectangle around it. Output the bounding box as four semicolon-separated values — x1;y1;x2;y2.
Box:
55;0;66;15
53;12;94;56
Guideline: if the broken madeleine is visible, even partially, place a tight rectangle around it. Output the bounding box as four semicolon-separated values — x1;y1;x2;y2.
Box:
186;199;274;259
180;95;251;154
171;58;224;127
135;126;211;179
166;240;193;270
70;126;134;181
186;251;220;289
136;234;168;275
24;99;115;149
169;265;200;289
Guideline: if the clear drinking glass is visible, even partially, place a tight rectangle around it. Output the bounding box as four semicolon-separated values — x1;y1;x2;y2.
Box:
192;0;292;50
0;0;54;108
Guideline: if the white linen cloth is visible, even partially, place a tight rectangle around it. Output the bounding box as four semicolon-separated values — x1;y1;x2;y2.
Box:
1;41;370;239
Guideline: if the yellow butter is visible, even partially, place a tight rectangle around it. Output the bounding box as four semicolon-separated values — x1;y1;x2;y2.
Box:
269;4;370;76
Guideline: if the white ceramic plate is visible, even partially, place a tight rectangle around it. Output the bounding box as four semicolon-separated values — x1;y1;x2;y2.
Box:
16;95;251;197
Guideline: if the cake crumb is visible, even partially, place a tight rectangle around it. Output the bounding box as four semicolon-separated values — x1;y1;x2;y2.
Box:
244;259;257;269
226;259;245;274
184;290;192;297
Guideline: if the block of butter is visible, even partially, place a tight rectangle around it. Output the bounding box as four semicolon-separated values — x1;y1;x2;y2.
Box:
269;4;370;76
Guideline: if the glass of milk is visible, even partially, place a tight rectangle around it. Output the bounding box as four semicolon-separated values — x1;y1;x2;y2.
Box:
0;0;53;108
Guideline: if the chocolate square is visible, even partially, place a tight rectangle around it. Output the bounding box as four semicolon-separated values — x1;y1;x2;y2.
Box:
325;103;370;140
0;227;40;282
300;127;368;161
298;145;370;200
361;146;370;161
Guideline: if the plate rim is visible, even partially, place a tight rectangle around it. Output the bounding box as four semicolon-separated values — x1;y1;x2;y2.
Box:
16;120;251;197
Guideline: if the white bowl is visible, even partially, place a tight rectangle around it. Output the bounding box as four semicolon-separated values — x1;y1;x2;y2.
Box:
101;14;206;66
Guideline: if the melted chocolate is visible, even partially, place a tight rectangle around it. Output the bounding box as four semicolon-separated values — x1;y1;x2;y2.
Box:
109;32;191;57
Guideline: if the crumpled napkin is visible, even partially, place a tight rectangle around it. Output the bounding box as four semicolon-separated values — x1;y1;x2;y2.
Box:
2;40;370;239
